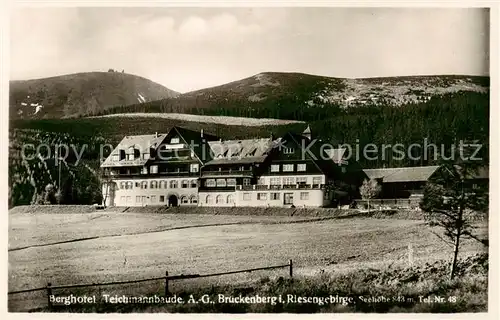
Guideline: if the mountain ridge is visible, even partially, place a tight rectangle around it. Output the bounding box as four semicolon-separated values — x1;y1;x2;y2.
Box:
10;71;489;121
10;71;180;119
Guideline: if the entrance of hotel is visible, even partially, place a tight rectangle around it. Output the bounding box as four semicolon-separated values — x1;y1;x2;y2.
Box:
168;195;178;207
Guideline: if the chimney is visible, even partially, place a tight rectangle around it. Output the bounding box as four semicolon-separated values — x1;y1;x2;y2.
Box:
155;132;158;138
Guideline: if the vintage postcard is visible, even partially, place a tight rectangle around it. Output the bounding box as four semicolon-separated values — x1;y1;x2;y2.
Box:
5;2;497;317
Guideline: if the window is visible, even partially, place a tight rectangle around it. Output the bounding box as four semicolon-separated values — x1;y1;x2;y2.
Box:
243;178;251;186
283;164;294;172
120;182;126;189
151;195;157;203
190;163;199;173
150;181;158;189
227;178;237;187
283;177;295;185
160;196;165;202
181;196;189;204
170;180;178;188
181;180;189;188
150;165;158;174
190;196;198;204
257;193;267;200
190;180;198;188
206;195;214;204
257;178;266;185
142;196;147;203
297;177;307;184
270;177;280;186
126;196;132;204
135;182;140;188
283;147;295;154
136;196;141;203
271;193;280;200
141;181;148;189
112;154;120;161
171;137;180;144
227;194;234;204
313;177;322;185
300;192;309;200
143;153;150;160
216;195;224;204
271;165;280;172
205;179;216;187
284;193;293;205
243;193;251;201
216;179;227;187
162;181;168;189
125;182;132;190
297;164;306;172
141;167;148;175
127;154;135;161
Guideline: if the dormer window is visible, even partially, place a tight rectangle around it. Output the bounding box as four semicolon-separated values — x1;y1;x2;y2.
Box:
143;153;150;160
171;137;180;144
283;147;295;154
127;146;139;160
247;147;257;156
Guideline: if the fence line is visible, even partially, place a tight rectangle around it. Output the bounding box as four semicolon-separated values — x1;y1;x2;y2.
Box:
8;259;293;310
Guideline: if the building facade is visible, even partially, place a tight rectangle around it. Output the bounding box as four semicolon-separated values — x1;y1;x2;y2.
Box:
100;126;364;208
101;127;218;207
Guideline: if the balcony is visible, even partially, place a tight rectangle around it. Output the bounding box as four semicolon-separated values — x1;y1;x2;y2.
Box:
199;186;237;192
201;170;253;177
103;171;199;178
236;184;325;191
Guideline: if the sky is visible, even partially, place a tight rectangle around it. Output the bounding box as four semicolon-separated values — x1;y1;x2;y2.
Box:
10;7;489;93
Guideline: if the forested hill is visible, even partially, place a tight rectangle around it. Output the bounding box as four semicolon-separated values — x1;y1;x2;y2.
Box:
8;72;489;207
94;73;489;121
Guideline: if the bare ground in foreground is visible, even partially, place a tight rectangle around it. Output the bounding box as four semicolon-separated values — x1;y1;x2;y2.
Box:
8;211;488;311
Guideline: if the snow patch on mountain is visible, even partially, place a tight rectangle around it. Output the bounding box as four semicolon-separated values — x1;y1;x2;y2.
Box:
137;93;146;103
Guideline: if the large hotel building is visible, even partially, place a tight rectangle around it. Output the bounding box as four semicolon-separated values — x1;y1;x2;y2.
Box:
100;126;365;208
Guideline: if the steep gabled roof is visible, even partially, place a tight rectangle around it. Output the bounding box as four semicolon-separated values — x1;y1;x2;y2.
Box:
363;166;440;183
324;148;347;164
204;138;275;165
101;134;167;167
170;126;219;164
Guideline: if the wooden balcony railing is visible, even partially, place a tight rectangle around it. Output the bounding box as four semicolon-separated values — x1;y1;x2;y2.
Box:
201;170;253;177
236;184;325;191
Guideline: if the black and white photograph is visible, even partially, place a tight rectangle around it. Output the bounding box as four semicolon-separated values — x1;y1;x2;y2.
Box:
6;3;496;315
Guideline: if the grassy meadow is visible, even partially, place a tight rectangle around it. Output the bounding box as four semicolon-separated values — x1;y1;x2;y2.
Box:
8;210;488;312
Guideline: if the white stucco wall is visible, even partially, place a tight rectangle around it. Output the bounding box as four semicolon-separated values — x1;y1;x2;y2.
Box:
198;191;237;207
104;177;198;207
234;189;326;207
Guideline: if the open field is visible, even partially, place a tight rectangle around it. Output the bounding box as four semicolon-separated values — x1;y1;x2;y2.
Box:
8;210;487;311
92;112;304;126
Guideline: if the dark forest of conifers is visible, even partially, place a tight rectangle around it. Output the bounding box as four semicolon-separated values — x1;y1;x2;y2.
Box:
79;91;490;168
